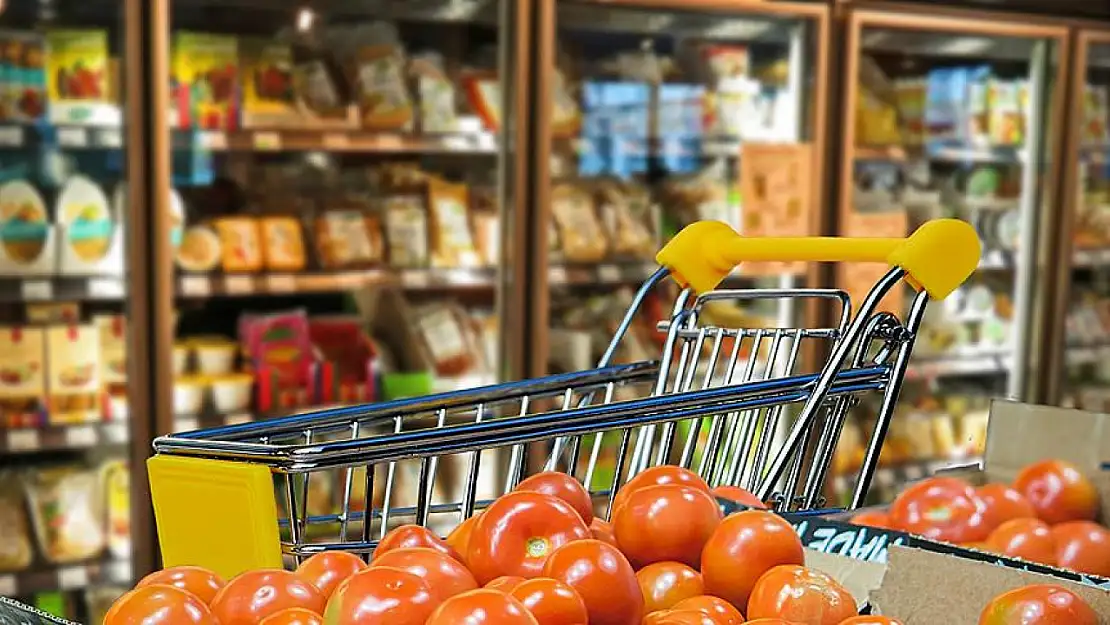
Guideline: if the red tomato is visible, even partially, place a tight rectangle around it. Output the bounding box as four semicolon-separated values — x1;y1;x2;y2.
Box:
635;562;704;613
837;618;904;625
487;576;527;593
849;510;893;530
700;510;805;611
510;577;589;625
517;472;595;524
984;518;1057;566
468;491;591;583
323;566;438;625
613;484;722;569
711;485;767;509
426;589;539;625
136;566;225;605
647;609;718;625
448;515;481;561
747;565;857;625
590;518;618;547
1013;460;1100;524
979;584;1098;625
372;547;479;602
888;477;990;543
543;539;644;625
375;524;462;563
611;466;710;518
104;585;217;625
258;608;324;625
671;595;745;625
295;551;367;598
1052;521;1110;576
976;483;1036;531
212;569;326;625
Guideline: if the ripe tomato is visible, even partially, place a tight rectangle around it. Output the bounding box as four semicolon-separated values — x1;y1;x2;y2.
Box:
136;566;225;604
517;471;595;524
258;608;324;625
448;515;481;562
487;576;527;593
372;547;479;602
543;539;644;625
323;566;438;625
295;551;367;598
647;609;718;625
212;569;326;625
984;518;1057;566
837;618;904;625
700;510;805;611
611;465;710;518
849;510;893;530
1052;521;1110;576
375;524;462;563
747;565;857;625
711;485;766;509
1013;460;1100;524
635;562;704;613
979;584;1098;625
888;477;990;543
510;577;589;625
426;589;539;625
671;595;745;625
613;484;722;569
104;585;217;625
976;483;1036;531
590;518;618;547
468;491;591;583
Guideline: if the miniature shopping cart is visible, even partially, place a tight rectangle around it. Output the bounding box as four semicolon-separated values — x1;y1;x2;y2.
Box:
147;219;980;580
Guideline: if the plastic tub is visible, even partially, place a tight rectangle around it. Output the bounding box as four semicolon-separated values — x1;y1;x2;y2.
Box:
192;340;237;375
173;376;207;416
210;373;254;414
172;343;190;375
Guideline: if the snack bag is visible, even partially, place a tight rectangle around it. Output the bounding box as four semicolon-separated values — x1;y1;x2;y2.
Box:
24;466;106;563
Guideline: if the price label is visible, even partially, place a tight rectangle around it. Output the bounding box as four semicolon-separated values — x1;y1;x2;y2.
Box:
96;128;123;148
373;134;403;150
0;574;16;597
403;270;430;288
65;424;97;448
58;565;89;590
265;274;297;293
174;417;199;433
598;265;622;283
57;127;88;147
200;131;228;151
224;275;254;294
549;266;568;285
0;126;23;146
180;275;211;297
253;131;282;151
103;422;129;443
107;559;133;584
225;413;252;426
89;277;125;298
323;133;349;149
21;279;53;300
7;429;40;452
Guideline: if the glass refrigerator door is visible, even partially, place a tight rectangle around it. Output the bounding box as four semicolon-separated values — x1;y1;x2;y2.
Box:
833;9;1067;505
0;0;136;621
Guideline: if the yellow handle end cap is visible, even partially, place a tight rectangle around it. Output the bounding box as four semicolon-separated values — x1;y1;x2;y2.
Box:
655;221;740;295
890;219;981;300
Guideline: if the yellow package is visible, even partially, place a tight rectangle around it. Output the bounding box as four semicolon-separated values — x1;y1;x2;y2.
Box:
260;217;306;272
172;32;239;130
215;217;263;272
46;324;101;425
45;29;109;124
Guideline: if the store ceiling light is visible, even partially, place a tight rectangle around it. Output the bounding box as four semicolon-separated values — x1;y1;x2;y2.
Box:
296;7;315;33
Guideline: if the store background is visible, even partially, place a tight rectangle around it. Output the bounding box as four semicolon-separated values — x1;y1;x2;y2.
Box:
1;0;1109;621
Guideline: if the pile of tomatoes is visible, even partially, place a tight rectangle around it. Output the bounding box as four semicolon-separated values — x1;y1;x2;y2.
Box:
104;465;1100;625
851;458;1110;577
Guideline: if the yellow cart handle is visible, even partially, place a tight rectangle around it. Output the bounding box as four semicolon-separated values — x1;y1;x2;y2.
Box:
656;218;981;300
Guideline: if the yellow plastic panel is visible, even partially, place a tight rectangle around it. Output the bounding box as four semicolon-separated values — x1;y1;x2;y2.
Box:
148;455;283;579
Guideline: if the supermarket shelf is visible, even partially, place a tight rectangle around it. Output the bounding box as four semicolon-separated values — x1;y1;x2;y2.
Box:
1072;248;1110;268
566;135;745;159
854;143;1025;164
905;352;1009;379
176;268;497;298
0;557;131;598
178;128;499;155
0;275;125;302
1;422;129;454
1063;342;1110;366
0;124;124;150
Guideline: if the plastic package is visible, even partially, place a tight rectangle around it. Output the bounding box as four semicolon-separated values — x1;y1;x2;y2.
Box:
0;471;32;571
24;466;105;563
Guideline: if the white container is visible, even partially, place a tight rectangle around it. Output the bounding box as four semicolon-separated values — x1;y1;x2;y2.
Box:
172;343;190;375
210;374;253;413
194;342;236;375
173;377;206;416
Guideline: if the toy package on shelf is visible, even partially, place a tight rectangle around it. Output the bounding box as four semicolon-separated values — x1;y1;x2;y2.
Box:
239;309;318;412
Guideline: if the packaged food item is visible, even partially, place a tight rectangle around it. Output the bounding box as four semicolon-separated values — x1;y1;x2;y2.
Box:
427;179;479;268
550;183;607;263
471;209;500;267
239;309;314;388
551;69;581;138
94;315;126;393
1084;85;1110;145
462;71;501;132
100;460;130;560
26;303;79;324
211;373;254;413
0;471;33;571
966;66;991;146
348;23;412;131
0;326;46;428
595;181;653;258
315;209;381;269
45;29;110;124
0;30;46;122
0;179;49;266
171;32;239;130
411;52;456;133
699;44;754;138
382;196;430;268
24;466;106;563
925;67;962;142
173;375;206;416
215;217;263;272
175;225;221;272
290;40;356;128
989;78;1025;146
57;174;114;265
240;38;299;128
412;303;481;377
46;324;101;424
192;336;236;375
894;78;926;146
260;216;306;272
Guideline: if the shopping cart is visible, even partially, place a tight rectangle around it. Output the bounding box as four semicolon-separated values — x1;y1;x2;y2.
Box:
148;218;980;580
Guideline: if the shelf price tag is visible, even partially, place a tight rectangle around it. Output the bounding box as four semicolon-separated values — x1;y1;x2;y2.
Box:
253;132;282;151
103;422;129;443
174;417;199;433
21;280;53;301
265;274;297;293
65;425;97;448
323;133;349;149
96;128;123;148
180;275;210;297
598;265;622;283
403;270;430;289
225;413;252;426
0;574;15;597
57;127;88;147
89;277;125;298
0;126;23;147
549;266;568;285
7;428;40;452
58;565;89;590
224;275;254;294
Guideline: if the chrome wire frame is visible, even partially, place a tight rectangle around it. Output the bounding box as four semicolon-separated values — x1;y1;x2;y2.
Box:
152;267;929;561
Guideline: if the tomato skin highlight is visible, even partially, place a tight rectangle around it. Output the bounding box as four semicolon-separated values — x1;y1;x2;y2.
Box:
671;595;746;625
543;539;645;625
371;547;479;602
295;551;367;598
1052;521;1110;576
1013;460;1100;525
468;491;591;583
976;484;1036;532
211;569;326;625
517;471;595;524
614;484;722;569
135;566;225;605
746;565;857;625
375;524;462;563
700;510;805;611
635;562;704;613
611;466;710;519
104;584;218;625
426;589;540;625
258;607;324;625
448;514;481;565
648;609;719;625
888;477;990;543
984;518;1057;566
510;577;590;625
323;566;438;625
487;575;528;593
978;584;1098;625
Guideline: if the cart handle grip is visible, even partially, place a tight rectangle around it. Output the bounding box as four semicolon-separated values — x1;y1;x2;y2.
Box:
656;218;981;299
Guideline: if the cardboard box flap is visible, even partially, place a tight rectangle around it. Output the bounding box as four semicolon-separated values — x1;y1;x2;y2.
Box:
872;546;1110;625
804;549;885;607
985;400;1110;477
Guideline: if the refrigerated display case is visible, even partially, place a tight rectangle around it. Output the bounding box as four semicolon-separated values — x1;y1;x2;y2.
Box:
829;7;1069;505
